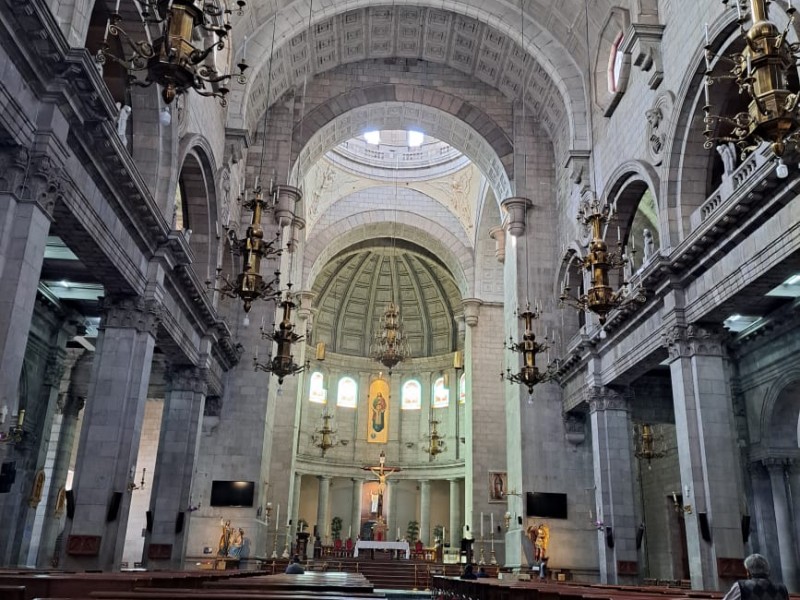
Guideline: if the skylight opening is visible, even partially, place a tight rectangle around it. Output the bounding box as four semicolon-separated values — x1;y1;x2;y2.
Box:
407;130;424;147
364;130;381;145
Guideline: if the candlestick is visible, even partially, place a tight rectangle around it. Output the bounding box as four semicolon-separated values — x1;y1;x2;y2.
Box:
736;2;742;20
348;525;352;538
480;511;484;537
397;526;401;540
115;0;120;13
490;512;494;531
275;503;280;533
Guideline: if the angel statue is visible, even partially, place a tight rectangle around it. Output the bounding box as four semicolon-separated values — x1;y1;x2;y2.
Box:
527;523;550;562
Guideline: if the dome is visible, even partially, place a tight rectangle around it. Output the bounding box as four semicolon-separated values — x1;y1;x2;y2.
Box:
311;241;462;359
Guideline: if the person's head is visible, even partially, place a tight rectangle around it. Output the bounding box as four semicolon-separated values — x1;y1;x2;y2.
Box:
291;554;301;564
744;554;770;578
464;563;474;573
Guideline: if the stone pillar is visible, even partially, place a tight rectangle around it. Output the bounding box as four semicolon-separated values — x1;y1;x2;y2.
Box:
589;387;638;584
143;366;207;569
316;475;331;540
462;299;481;543
350;478;362;540
387;479;398;540
62;296;160;571
419;480;431;545
0;150;56;423
37;393;85;567
665;325;743;590
291;472;302;531
449;478;461;547
764;459;799;592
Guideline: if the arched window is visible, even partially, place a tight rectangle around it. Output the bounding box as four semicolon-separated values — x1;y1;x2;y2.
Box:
309;371;326;404
433;376;449;408
337;377;358;408
458;373;466;405
609;32;625;93
402;380;421;410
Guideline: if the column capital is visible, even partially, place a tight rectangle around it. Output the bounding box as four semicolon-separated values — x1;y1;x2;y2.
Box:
663;324;726;361
100;295;162;337
761;457;794;473
588;386;629;413
318;474;332;482
500;197;533;237
0;146;66;218
488;226;506;263
462;298;482;327
166;366;208;394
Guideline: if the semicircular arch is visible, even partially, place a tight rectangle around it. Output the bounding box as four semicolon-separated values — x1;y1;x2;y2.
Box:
759;369;800;450
292;92;513;206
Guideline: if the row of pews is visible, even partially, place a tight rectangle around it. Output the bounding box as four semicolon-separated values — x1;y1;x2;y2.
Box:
432;577;800;600
0;569;385;600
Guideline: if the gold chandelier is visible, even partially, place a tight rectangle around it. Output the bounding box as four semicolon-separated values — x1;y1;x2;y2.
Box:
501;303;557;395
254;286;308;383
207;182;282;313
560;199;645;325
425;418;445;458
311;410;341;457
703;0;800;162
633;423;668;467
371;300;410;372
96;0;248;105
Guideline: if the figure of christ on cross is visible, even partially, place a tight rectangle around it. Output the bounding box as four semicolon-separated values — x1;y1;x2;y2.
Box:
363;451;401;519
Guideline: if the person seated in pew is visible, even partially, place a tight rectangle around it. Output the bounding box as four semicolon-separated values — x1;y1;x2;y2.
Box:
461;563;477;580
285;554;305;574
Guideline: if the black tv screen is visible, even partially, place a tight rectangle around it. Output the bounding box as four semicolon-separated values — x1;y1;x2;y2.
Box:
210;480;255;507
526;492;568;519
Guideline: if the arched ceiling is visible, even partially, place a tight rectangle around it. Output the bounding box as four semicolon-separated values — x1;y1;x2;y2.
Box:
227;3;589;153
311;243;462;360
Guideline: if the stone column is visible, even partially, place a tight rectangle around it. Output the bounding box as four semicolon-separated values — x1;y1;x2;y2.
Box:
0;149;56;426
387;479;398;540
589;387;638;584
449;478;461;547
665;325;743;590
62;296;160;571
316;475;331;540
37;393;85;567
419;479;431;545
350;478;362;540
291;472;303;531
764;459;799;592
143;366;207;569
462;299;481;543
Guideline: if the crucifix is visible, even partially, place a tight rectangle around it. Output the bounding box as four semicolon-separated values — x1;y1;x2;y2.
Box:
362;451;401;518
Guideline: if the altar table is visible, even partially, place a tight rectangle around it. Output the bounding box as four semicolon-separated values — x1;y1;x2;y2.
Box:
353;540;410;559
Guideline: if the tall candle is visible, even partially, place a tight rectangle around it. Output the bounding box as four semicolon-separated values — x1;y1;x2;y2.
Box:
490;513;494;532
480;511;484;537
443;526;446;541
397;526;401;540
348;525;352;538
275;504;280;533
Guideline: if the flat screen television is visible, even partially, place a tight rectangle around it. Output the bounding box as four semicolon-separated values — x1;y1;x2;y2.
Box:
526;492;568;519
210;480;255;507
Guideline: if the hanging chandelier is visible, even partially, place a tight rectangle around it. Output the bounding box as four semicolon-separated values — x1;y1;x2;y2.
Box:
633;423;668;467
703;0;800;163
425;418;445;458
501;303;557;395
96;0;248;105
254;286;308;383
371;300;410;372
207;182;282;313
311;410;342;457
559;198;645;325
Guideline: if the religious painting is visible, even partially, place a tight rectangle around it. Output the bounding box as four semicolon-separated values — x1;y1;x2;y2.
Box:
488;471;507;503
367;379;390;443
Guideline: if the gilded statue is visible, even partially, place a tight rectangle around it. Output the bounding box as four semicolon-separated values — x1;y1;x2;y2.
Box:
528;523;550;562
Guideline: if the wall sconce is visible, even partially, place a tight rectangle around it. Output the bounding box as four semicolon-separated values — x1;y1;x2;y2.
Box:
127;467;146;492
672;491;692;514
264;501;273;523
504;511;512;530
0;409;24;445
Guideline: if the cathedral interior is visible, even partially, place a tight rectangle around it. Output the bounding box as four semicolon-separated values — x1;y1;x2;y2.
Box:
0;0;799;592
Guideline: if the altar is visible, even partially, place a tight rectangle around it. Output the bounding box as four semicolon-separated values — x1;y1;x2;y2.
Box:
353;540;410;559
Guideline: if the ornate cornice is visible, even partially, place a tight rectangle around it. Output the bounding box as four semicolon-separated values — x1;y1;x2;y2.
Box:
587;386;629;413
166;366;209;395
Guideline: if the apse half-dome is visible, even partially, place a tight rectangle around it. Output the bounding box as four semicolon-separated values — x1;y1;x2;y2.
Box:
312;240;462;359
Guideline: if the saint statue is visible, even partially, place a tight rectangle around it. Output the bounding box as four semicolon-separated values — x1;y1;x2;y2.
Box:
217;520;232;556
228;527;244;558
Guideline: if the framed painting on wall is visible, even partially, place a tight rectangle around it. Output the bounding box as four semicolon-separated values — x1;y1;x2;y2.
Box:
488;471;507;503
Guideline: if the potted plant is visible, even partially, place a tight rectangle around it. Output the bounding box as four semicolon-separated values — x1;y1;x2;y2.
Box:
406;520;420;542
433;524;444;542
331;516;343;540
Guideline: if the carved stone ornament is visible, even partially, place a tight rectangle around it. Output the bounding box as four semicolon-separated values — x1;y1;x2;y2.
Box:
100;296;162;337
166;366;208;395
663;324;726;360
563;412;586;446
462;298;482;327
0;147;66;216
488;225;506;263
588;386;629;413
620;23;666;90
645;92;674;166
